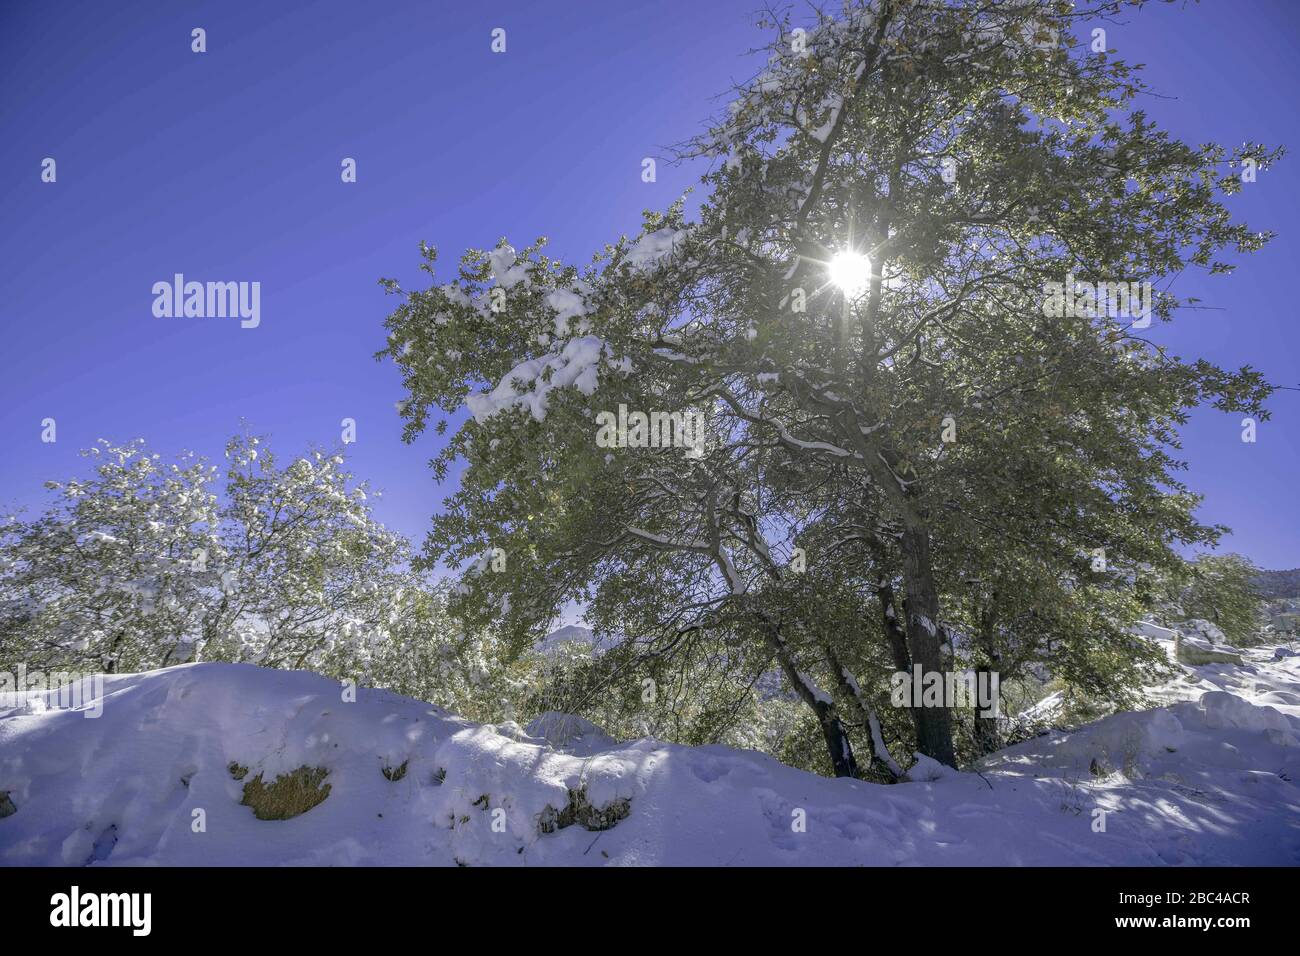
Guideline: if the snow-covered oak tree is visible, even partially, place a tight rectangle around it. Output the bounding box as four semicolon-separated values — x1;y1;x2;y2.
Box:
380;0;1276;773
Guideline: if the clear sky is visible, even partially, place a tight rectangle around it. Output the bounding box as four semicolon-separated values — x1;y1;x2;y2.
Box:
2;0;1297;568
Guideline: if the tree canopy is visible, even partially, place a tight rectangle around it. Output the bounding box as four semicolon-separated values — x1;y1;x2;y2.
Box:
381;0;1276;775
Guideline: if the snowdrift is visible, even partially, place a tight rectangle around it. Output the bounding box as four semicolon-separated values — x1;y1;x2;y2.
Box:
2;636;1298;866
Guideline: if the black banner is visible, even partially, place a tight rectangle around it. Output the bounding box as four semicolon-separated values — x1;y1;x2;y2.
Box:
3;865;1284;940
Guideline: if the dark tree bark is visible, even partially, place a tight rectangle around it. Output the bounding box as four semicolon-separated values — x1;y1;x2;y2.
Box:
971;592;1004;757
764;619;860;779
876;577;912;673
822;643;902;782
899;524;957;767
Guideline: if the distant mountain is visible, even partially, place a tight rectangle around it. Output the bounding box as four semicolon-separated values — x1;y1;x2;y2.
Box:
537;624;619;655
1253;568;1300;599
538;624;596;653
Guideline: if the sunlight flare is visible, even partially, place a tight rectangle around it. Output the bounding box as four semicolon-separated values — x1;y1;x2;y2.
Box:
828;250;872;296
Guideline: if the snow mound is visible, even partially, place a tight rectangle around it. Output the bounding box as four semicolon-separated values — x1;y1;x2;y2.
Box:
524;712;619;756
1197;691;1296;738
2;651;1299;866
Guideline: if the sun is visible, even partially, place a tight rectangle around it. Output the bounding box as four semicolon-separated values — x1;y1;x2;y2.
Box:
827;251;872;296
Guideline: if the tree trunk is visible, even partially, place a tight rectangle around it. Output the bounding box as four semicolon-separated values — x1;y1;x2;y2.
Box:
823;643;902;781
764;619;859;778
876;578;912;673
970;677;1001;756
103;629;125;674
971;593;1003;757
814;707;860;779
899;524;957;766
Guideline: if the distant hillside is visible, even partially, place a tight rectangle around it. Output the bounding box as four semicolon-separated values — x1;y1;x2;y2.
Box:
538;624;596;653
537;624;619;655
1254;568;1300;599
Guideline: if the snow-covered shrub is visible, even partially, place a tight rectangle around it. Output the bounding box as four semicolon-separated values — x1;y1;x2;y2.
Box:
0;436;516;718
1152;554;1267;647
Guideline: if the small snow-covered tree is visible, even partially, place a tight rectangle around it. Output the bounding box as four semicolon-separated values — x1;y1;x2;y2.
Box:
0;440;221;672
0;436;489;704
1162;553;1263;646
204;434;415;672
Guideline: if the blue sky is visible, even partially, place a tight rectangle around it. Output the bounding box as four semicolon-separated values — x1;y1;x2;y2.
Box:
2;1;1298;568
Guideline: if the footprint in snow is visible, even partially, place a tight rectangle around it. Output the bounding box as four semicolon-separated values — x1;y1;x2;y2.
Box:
86;824;118;864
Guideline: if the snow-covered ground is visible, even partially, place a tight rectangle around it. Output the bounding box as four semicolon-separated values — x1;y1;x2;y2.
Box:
1;631;1297;866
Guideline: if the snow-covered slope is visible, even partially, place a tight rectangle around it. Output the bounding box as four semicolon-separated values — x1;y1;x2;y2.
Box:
2;637;1298;866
